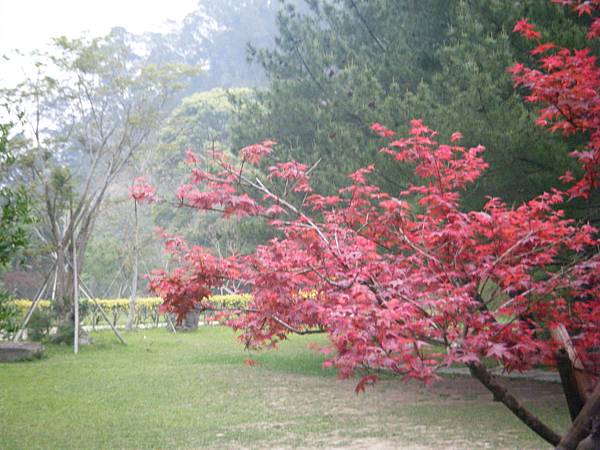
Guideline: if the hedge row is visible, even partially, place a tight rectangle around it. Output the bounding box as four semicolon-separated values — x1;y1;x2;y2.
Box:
11;294;253;328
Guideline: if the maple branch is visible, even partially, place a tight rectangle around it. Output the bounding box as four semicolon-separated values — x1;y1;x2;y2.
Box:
199;304;325;336
394;226;442;266
198;151;332;247
308;264;357;289
253;176;331;245
497;257;581;312
467;361;562;446
269;315;325;335
487;230;535;271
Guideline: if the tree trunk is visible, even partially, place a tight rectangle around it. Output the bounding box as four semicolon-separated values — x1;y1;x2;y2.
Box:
552;326;596;403
557;382;600;450
467;361;562;446
556;349;587;421
125;201;138;331
52;224;93;343
54;247;65;312
46;170;102;327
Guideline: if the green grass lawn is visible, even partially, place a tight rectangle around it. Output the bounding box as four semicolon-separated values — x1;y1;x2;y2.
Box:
1;327;569;449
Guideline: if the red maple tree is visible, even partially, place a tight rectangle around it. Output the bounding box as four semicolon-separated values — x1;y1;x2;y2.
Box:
145;1;600;447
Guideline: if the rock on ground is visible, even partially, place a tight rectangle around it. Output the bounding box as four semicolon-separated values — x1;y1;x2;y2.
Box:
0;341;44;362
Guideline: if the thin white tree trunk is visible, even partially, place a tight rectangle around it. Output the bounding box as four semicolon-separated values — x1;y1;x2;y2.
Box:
73;233;79;354
125;201;139;331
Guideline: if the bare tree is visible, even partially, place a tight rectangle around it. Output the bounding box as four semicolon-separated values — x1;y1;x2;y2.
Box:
2;32;192;327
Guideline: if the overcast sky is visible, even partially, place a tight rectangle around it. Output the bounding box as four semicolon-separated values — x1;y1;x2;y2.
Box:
0;0;198;86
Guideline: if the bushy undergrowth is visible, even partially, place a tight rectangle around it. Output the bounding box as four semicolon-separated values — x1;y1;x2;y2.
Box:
0;292;18;338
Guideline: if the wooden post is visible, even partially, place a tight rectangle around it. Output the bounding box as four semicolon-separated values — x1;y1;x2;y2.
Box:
62;257;126;345
50;263;58;303
165;313;177;333
13;262;55;342
125;201;139;331
551;324;599;449
77;278;127;346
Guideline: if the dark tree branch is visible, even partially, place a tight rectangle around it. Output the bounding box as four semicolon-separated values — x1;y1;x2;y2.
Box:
557;381;600;450
293;42;326;93
467;361;562;446
555;349;586;422
348;0;386;52
200;305;326;336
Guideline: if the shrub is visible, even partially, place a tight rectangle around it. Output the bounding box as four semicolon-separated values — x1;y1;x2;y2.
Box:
27;309;53;342
0;292;19;339
10;294;254;328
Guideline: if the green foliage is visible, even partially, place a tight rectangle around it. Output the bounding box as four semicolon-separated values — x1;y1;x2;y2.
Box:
400;0;585;207
154;87;272;254
160;88;251;157
0;121;33;339
0;121;33;268
0;292;19;338
0;186;32;267
231;0;452;193
27;309;54;342
1;32;192;317
80;235;126;296
231;0;588;206
51;323;75;345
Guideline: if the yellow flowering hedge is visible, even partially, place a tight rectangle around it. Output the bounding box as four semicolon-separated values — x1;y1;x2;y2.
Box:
11;294;252;319
12;299;52;314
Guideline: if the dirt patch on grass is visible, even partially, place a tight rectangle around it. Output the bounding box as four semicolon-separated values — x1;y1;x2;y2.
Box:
229;369;565;449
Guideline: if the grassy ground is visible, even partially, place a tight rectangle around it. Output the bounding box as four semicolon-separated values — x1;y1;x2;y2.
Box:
0;327;568;449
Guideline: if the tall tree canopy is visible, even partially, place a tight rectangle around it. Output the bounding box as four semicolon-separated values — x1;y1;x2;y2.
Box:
231;0;591;211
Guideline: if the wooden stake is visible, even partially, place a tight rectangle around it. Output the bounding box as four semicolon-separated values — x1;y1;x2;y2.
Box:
63;257;126;345
551;325;596;401
13;262;55;342
77;278;126;346
166;313;177;334
556;349;587;421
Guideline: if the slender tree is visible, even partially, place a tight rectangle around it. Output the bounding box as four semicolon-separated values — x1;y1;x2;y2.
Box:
1;32;191;328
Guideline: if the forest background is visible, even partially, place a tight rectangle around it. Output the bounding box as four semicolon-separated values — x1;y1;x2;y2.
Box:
0;0;596;309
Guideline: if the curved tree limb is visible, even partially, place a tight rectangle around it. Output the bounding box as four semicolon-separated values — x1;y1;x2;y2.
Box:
467;361;562;446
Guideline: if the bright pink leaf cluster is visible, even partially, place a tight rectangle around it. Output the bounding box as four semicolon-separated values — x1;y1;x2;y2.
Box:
147;231;237;321
510;1;600;198
129;176;157;203
240;140;277;165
